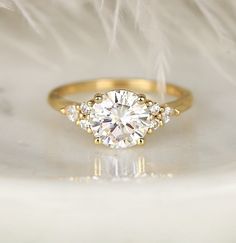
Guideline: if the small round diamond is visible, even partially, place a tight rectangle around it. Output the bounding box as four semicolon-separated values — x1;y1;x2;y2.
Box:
89;90;152;149
80;102;90;114
165;107;173;115
150;103;160;114
162;107;173;124
80;119;90;131
150;119;160;130
65;105;79;122
163;115;170;124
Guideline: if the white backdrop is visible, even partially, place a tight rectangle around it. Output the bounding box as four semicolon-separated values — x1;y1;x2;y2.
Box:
0;1;236;242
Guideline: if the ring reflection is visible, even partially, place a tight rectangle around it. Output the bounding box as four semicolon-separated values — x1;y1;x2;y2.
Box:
67;151;173;182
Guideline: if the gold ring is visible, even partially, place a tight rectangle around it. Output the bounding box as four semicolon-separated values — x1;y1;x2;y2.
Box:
48;78;193;149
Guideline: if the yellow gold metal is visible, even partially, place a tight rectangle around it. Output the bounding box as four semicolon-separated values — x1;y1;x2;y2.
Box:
150;115;155;120
87;100;94;107
146;100;153;107
159;120;164;127
94;137;102;144
60;108;66;114
137;138;145;145
87;127;92;134
79;113;86;119
174;109;180;116
147;128;153;134
48;78;193;115
160;107;165;113
137;94;146;104
94;93;103;103
48;79;193;148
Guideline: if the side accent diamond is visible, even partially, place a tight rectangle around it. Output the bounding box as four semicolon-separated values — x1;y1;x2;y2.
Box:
150;103;160;115
80;119;90;131
80;102;91;115
150;119;160;130
162;107;173;124
65;105;79;122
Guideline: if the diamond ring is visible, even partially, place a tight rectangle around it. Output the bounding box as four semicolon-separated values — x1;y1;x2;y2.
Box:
48;78;193;149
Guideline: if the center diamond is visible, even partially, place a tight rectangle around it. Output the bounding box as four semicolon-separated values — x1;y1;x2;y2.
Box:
89;90;152;148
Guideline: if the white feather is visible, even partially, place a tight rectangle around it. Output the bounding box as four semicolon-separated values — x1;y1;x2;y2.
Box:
0;0;236;91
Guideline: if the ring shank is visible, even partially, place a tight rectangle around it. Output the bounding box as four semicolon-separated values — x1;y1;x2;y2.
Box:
48;78;193;114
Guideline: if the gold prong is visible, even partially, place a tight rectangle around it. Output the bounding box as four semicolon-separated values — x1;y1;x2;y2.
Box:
160;107;165;113
79;113;87;119
146;100;153;107
75;105;80;111
94;93;103;103
150;114;155;120
94;137;102;144
174;109;180;116
147;128;153;134
87;100;94;107
60;108;66;114
159;120;164;127
87;127;92;134
137;94;146;104
137;138;145;145
76;120;80;126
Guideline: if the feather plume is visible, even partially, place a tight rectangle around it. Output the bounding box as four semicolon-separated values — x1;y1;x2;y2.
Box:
0;0;236;92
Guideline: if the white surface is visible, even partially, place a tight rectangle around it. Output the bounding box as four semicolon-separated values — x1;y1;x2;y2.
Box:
0;2;236;242
0;50;236;243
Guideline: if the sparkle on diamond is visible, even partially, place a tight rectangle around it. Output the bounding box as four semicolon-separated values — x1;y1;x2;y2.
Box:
150;103;160;115
80;102;90;114
65;105;79;122
89;90;152;148
80;119;90;131
162;107;173;124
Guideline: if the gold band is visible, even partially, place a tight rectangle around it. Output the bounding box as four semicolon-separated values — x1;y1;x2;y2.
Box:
48;78;193;115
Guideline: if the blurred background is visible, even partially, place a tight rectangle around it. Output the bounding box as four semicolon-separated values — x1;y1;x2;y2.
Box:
0;0;236;242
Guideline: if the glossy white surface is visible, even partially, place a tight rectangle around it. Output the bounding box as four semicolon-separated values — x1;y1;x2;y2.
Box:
0;51;236;242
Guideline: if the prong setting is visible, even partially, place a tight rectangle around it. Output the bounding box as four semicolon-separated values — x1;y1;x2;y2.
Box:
146;100;153;107
159;120;164;127
137;94;146;104
87;127;92;134
147;128;153;134
94;93;103;103
87;100;94;107
94;137;102;145
63;90;176;148
79;113;87;120
60;108;66;115
160;107;165;113
137;138;145;145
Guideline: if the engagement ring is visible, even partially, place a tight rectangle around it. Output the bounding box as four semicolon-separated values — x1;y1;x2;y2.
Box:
48;78;193;149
